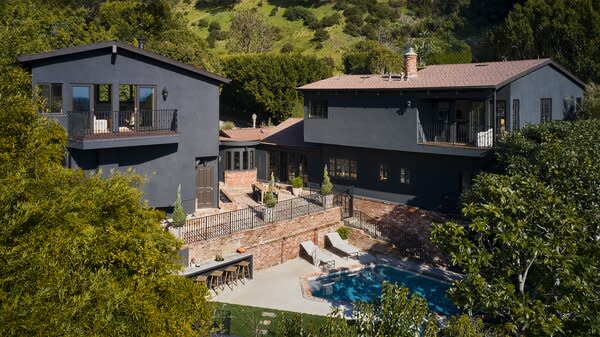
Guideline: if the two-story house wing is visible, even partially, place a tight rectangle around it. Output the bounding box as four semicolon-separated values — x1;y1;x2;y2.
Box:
18;41;230;213
299;50;585;210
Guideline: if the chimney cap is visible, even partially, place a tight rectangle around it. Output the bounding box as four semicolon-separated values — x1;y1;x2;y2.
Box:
405;47;417;56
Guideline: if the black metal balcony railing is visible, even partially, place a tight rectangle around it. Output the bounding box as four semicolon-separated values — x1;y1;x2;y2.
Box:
417;120;494;148
68;109;178;140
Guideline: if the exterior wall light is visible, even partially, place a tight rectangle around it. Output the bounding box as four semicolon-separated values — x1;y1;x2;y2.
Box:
162;87;168;101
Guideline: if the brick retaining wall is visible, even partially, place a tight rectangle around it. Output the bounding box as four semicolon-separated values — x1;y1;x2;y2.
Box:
223;169;257;187
185;207;342;270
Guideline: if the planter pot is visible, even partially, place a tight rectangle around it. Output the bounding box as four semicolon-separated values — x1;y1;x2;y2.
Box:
260;207;276;222
292;187;303;196
322;194;334;209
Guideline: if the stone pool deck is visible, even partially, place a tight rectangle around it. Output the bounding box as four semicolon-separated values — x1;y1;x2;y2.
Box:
211;253;460;316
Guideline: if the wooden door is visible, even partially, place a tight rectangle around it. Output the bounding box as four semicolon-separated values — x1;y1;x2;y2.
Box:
196;165;215;209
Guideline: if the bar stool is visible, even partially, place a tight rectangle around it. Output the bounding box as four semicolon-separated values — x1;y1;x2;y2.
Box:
209;270;224;292
236;261;251;284
194;275;208;287
224;266;238;289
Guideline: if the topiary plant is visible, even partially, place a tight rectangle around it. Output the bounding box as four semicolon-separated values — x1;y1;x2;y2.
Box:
172;184;186;227
264;172;277;208
290;175;303;189
321;165;333;195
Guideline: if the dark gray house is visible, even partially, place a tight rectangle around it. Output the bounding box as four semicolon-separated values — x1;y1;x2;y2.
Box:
18;41;229;213
298;51;585;210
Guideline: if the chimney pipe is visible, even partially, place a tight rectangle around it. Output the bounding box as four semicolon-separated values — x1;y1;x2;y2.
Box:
404;47;418;79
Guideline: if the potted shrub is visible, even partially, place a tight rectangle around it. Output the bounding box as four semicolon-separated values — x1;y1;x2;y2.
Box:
262;173;278;221
171;184;186;237
321;165;334;208
290;175;303;196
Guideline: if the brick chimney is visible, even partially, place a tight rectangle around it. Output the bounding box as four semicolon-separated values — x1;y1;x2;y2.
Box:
404;47;418;79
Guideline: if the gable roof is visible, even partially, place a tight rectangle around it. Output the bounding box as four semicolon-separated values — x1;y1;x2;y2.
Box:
17;41;229;84
299;59;585;91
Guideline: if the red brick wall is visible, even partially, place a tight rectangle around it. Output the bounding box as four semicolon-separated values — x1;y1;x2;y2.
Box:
224;169;257;187
185;207;342;270
352;196;448;266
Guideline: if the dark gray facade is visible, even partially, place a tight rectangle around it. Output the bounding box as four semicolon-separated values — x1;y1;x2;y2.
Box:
300;63;584;210
20;42;227;213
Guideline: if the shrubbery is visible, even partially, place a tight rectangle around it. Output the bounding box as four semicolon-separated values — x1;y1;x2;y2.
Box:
221;53;333;123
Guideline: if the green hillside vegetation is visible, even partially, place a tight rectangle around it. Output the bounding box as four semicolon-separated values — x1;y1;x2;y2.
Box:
176;0;361;68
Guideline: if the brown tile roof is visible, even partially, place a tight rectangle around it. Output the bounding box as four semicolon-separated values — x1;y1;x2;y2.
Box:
220;118;303;143
299;59;584;91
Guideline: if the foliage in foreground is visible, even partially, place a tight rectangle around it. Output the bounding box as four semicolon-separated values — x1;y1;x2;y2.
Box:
275;283;487;337
0;66;214;336
432;119;600;336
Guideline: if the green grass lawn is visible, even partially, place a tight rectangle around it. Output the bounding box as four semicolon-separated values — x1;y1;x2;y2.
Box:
174;0;362;69
214;302;328;337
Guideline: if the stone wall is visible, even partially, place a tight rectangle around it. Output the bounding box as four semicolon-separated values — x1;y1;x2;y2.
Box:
223;169;257;187
351;196;448;266
185;207;342;270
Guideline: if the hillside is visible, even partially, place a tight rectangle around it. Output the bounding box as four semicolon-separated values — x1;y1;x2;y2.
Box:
175;0;362;67
175;0;428;70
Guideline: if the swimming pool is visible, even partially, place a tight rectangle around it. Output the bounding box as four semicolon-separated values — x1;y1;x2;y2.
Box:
308;264;457;315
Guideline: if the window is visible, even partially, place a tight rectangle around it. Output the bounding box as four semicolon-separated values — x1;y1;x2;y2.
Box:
378;164;388;181
576;97;583;112
512;99;520;131
496;100;506;132
400;168;410;184
36;83;63;113
328;158;357;180
224;149;255;171
541;98;552;123
308;99;328;119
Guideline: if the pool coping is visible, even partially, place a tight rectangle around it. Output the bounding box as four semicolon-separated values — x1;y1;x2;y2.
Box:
299;255;462;308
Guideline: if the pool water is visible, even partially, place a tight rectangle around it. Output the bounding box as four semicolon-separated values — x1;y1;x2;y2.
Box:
308;265;457;315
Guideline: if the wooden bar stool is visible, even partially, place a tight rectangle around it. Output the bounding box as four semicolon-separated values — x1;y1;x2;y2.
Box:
209;270;223;292
194;275;207;287
236;261;251;284
224;266;238;289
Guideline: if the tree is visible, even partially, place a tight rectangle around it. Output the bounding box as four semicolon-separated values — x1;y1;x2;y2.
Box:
343;40;403;74
0;66;214;336
228;10;280;53
321;165;333;195
431;120;600;336
220;53;333;122
312;28;330;42
171;184;186;227
487;0;600;83
581;82;600;119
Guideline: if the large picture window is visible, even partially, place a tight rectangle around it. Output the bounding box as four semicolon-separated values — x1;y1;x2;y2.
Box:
36;83;63;113
541;98;552;123
308;99;328;119
328;158;357;180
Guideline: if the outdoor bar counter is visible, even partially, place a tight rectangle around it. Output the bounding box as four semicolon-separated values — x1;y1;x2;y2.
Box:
181;253;253;279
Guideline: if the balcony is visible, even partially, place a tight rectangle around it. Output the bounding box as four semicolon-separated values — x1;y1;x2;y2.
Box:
67;109;179;149
417;120;494;148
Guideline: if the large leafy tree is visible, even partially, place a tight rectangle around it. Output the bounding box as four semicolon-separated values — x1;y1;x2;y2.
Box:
221;53;333;123
0;66;214;336
431;120;600;336
487;0;600;83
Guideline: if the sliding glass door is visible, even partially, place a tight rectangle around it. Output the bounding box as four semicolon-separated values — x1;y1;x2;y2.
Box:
138;86;154;128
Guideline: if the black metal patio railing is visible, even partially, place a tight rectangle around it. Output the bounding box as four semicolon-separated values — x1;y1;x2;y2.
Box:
68;109;178;140
180;192;346;244
417;120;494;148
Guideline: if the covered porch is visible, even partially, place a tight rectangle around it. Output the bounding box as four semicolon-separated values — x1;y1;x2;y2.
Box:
416;95;502;148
